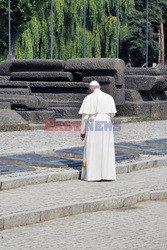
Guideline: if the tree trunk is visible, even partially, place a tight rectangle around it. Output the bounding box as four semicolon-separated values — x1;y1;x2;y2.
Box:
158;23;165;65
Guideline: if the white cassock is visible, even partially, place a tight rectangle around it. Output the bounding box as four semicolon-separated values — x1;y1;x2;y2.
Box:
79;88;117;181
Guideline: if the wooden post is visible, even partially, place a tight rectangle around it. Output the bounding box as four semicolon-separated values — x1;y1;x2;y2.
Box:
161;22;165;65
158;25;161;64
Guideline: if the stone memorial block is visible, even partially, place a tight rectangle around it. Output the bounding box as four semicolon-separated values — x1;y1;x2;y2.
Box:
11;72;74;82
65;58;125;86
125;67;160;76
0;76;10;81
0;102;11;109
11;59;65;72
0;95;48;110
125;75;165;91
125;89;142;102
0;109;29;131
0;60;12;76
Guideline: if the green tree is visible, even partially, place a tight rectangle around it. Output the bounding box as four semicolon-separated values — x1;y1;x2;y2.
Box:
122;0;167;66
0;0;45;60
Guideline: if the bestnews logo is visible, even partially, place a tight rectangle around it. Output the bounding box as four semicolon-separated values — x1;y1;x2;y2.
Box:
45;119;121;131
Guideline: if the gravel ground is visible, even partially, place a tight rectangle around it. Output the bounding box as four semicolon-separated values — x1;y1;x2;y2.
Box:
0;120;166;155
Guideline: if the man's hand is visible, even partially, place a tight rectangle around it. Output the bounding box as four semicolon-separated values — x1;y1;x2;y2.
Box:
80;133;85;141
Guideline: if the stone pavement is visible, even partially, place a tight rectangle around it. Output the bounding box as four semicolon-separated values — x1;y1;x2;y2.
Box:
0;120;167;249
1;200;167;250
0;166;167;227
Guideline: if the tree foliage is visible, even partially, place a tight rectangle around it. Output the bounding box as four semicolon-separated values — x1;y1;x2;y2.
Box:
0;0;167;66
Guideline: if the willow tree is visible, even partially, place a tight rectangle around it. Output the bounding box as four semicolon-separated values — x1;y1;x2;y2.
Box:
14;0;134;60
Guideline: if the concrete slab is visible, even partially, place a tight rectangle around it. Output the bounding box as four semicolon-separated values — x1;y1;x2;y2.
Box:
115;142;167;155
145;138;167;148
0;162;35;174
0;153;82;168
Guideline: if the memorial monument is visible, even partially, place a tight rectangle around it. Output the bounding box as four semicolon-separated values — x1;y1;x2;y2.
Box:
0;58;166;130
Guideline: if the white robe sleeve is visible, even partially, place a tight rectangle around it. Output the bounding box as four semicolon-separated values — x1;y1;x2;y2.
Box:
81;114;90;134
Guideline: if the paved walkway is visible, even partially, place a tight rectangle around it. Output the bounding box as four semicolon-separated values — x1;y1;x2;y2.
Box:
1;199;167;250
0;166;167;216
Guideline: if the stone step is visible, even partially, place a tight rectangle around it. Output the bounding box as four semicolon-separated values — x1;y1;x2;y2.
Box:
125;68;160;76
0;95;48;110
125;75;164;91
11;59;65;71
0;88;31;95
10;72;74;82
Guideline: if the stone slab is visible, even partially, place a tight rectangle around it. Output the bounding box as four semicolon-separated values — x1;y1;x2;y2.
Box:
0;95;48;109
0;60;12;76
0;81;29;87
125;68;160;76
159;82;167;91
125;75;164;91
0;102;11;109
0;109;29;131
0;76;10;81
125;89;142;101
0;162;35;174
65;58;126;72
53;146;139;162
11;72;73;82
117;101;167;120
83;76;116;84
145;138;167;148
17;110;57;122
0;88;30;95
30;81;89;88
38;93;87;103
0;153;82;168
115;142;167;155
11;59;65;71
157;65;167;75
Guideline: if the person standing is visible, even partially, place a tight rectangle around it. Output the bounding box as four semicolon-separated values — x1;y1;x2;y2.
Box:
79;80;117;181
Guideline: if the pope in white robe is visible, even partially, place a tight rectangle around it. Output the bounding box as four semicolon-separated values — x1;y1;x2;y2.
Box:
79;80;117;181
